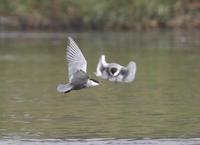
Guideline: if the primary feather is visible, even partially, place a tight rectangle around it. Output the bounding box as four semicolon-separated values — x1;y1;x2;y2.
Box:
67;37;87;82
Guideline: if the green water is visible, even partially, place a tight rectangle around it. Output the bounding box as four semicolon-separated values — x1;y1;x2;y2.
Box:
0;31;200;139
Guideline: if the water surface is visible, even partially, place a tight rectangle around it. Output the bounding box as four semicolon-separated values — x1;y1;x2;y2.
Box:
0;31;200;141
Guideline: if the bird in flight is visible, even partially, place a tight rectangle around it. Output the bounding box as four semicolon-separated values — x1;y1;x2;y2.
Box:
95;55;136;83
57;37;100;93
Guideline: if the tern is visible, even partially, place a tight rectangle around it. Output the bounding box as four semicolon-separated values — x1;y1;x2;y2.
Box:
95;55;136;83
57;37;100;93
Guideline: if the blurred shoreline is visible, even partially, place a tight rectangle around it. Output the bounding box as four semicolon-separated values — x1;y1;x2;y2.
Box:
0;0;199;31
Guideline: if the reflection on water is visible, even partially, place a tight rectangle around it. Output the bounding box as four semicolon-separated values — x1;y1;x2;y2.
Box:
0;31;200;139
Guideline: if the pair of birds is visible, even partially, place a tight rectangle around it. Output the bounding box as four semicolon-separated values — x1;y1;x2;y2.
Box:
57;37;136;93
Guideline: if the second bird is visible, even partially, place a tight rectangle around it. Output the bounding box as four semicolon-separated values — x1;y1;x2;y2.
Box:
95;55;136;83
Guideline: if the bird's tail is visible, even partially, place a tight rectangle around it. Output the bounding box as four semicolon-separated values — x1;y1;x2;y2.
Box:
57;83;73;93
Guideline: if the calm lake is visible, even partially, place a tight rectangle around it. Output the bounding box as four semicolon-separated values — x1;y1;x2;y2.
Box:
0;31;200;144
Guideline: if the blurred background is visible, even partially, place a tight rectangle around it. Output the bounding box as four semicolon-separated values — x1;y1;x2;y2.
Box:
0;0;200;31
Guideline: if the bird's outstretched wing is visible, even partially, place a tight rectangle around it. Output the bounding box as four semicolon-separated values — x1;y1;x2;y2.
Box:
67;37;87;81
120;61;136;83
95;55;108;77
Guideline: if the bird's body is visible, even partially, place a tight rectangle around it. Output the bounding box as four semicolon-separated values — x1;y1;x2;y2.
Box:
95;55;136;83
57;37;100;93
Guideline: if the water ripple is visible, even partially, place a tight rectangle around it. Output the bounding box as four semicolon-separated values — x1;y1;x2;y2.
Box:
1;138;200;145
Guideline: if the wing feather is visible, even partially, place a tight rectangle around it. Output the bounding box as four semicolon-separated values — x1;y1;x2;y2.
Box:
67;37;87;81
95;55;108;77
120;61;136;83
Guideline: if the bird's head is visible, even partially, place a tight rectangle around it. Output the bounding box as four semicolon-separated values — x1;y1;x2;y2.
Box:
87;78;101;87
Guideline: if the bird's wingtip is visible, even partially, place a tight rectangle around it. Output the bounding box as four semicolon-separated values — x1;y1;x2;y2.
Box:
94;71;101;77
128;61;136;66
101;54;105;58
68;36;72;41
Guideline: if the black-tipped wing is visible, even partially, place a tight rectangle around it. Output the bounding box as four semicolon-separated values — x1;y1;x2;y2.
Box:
67;37;87;81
